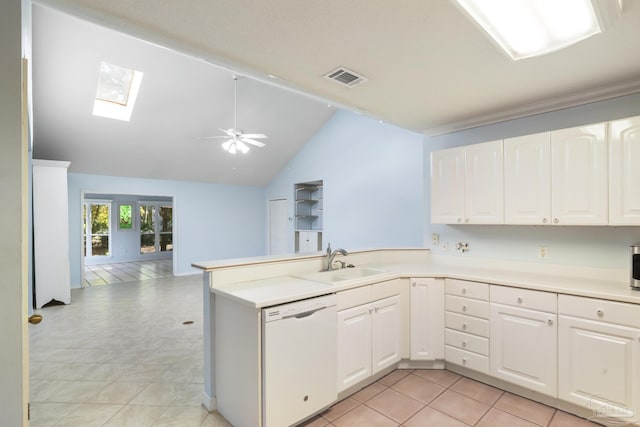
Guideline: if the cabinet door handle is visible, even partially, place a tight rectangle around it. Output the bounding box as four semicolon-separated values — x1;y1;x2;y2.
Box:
517;297;523;304
547;319;553;326
462;305;467;312
369;308;374;314
465;218;470;223
597;309;604;317
462;323;467;330
542;218;548;224
462;340;467;348
553;218;559;224
374;307;379;313
462;357;468;365
461;288;467;294
457;218;462;223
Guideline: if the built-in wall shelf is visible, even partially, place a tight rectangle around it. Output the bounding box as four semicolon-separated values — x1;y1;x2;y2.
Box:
294;180;323;253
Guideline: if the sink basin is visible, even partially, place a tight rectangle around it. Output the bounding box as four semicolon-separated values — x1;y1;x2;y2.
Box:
297;268;387;284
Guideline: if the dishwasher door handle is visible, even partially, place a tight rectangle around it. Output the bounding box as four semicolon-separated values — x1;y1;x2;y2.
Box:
284;305;331;320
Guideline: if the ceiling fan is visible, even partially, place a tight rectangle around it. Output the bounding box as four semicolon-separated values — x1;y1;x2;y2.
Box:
199;76;267;154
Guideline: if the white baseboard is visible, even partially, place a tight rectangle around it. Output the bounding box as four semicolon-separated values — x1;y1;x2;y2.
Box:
202;391;216;412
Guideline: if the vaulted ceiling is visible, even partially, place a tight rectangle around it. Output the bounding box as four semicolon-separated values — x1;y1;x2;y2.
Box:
32;0;640;185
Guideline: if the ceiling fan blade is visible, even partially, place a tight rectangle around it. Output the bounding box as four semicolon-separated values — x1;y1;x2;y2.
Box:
241;133;267;139
198;135;230;140
220;139;234;151
219;128;235;135
241;137;266;147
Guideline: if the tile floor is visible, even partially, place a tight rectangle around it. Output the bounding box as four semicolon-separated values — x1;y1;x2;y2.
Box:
83;259;173;287
303;370;603;427
31;272;602;427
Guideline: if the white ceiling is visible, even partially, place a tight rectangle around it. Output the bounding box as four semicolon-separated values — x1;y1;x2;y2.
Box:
32;0;640;185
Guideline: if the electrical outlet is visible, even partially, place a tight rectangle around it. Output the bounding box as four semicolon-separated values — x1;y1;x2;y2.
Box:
432;233;440;245
441;242;448;251
456;242;469;253
539;246;548;259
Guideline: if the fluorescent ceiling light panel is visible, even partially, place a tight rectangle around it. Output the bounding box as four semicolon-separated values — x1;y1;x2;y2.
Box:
454;0;602;60
93;61;143;121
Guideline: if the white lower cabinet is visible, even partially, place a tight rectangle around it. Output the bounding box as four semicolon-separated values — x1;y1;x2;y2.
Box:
489;286;557;397
337;282;401;393
559;295;640;417
410;278;444;360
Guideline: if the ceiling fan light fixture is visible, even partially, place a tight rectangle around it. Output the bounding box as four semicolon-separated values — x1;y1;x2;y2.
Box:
453;0;618;60
222;139;249;154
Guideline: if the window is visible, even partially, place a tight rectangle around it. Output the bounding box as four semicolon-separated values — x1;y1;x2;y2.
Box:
118;204;133;230
139;202;173;254
93;61;144;121
83;201;111;257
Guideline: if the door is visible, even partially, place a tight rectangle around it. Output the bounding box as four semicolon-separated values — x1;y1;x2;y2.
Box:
610;116;640;225
559;315;640;415
83;201;112;258
268;199;288;255
337;304;372;392
504;132;551;224
0;6;28;423
139;202;173;255
430;147;465;224
490;303;557;396
372;295;401;374
464;140;504;224
551;123;608;225
410;278;444;360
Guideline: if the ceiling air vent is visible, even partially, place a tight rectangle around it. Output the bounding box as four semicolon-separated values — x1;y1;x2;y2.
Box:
323;66;368;88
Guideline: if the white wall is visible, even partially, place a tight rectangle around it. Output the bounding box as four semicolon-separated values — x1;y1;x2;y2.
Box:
424;92;640;270
266;110;424;253
68;173;266;286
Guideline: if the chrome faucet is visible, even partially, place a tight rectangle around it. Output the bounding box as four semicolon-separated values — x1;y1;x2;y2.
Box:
323;243;348;271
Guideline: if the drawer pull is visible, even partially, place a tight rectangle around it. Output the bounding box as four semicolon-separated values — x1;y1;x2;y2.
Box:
542;218;548;224
554;218;559;224
462;357;468;365
462;340;467;348
517;297;523;304
462;305;468;312
547;319;553;326
462;288;467;294
462;323;467;330
412;282;416;287
597;309;604;317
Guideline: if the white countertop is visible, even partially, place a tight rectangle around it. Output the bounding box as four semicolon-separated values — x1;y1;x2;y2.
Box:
201;251;640;309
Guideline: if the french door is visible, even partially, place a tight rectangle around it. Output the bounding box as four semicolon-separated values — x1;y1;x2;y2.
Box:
83;201;111;257
139;202;173;254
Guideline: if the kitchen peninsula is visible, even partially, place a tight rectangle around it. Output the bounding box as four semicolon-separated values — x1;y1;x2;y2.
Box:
193;249;640;427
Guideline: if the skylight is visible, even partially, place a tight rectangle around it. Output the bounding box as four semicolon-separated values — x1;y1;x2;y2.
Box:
93;61;143;121
454;0;604;60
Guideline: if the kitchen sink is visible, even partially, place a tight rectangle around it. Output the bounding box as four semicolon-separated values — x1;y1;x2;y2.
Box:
297;267;389;284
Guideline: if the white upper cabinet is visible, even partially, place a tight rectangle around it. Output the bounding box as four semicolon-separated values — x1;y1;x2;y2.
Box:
503;123;607;225
504;132;551;224
610;115;640;225
465;140;504;224
431;141;503;224
551;123;608;225
431;147;465;224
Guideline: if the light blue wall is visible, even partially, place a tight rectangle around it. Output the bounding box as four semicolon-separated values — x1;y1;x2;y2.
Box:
68;173;265;287
424;92;640;270
266;110;424;253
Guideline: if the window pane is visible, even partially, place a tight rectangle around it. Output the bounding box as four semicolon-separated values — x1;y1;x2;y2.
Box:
159;206;172;232
91;204;110;234
119;204;133;229
140;234;156;254
160;234;173;252
140;205;155;233
83;236;87;257
92;236;110;256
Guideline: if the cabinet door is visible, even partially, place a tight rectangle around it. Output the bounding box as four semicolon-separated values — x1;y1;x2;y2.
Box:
431;147;465;224
551;123;607;225
337;304;372;392
559;315;640;416
490;303;557;396
464;140;504;224
504;132;551;224
610;116;640;225
410;278;444;361
372;295;402;374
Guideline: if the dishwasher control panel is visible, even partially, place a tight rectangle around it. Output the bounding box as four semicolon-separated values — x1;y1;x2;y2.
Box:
263;293;336;322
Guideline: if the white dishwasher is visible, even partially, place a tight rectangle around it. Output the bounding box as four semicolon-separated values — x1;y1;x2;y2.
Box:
262;293;337;427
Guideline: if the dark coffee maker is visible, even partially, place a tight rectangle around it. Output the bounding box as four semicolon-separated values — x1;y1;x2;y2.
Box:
632;245;640;289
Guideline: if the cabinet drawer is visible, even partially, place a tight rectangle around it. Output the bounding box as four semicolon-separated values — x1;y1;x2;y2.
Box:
337;286;371;311
491;285;556;313
445;312;489;337
559;294;640;328
445;345;489;374
372;279;401;302
445;295;489;319
445;329;489;356
446;279;489;300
